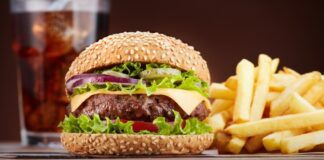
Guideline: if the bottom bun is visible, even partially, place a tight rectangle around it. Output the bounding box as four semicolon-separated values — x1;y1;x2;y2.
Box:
61;133;214;155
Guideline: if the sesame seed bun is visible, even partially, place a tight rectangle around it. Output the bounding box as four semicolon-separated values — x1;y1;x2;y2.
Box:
61;133;213;155
65;31;210;83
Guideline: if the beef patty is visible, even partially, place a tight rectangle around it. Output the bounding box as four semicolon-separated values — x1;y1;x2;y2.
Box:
73;94;210;121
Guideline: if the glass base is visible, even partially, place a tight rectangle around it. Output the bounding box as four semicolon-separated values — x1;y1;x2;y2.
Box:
20;129;63;148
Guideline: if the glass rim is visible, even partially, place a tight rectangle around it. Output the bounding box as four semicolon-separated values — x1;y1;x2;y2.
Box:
10;0;110;13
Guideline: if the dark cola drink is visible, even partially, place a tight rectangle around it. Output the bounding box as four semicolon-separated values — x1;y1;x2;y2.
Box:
10;0;109;146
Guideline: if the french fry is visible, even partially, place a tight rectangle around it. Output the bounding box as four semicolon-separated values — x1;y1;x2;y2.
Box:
207;114;226;133
250;54;272;121
233;59;255;122
303;80;324;105
215;132;231;154
262;129;304;152
226;110;324;137
321;96;324;106
223;74;295;93
285;92;316;114
226;136;246;154
283;67;301;77
281;130;324;154
209;83;236;100
270;74;298;92
300;145;316;152
271;58;279;74
245;134;266;153
270;71;321;117
210;54;323;154
312;123;324;131
210;99;233;114
315;102;323;109
207;109;232;133
225;76;237;90
266;92;280;106
264;92;316;151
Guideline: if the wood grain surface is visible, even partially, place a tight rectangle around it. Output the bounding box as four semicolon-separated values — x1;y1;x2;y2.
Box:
0;142;324;159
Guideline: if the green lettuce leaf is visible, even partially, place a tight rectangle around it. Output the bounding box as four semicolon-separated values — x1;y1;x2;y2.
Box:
152;117;172;135
145;63;171;70
58;114;134;134
108;62;171;77
171;110;185;134
72;62;209;97
153;110;212;135
58;114;82;133
72;71;208;97
58;111;212;135
111;62;143;77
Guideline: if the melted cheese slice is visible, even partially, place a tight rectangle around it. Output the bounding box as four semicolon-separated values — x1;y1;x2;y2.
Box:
70;89;211;115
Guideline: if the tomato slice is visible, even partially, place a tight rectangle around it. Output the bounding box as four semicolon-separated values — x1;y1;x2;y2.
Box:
132;121;158;132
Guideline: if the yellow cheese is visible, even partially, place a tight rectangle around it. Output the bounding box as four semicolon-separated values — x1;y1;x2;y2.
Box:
70;89;211;115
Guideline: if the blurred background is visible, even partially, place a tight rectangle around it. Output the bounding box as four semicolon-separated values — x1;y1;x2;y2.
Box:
0;0;323;141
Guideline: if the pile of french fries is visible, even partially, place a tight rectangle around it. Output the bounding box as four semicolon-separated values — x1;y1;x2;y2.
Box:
207;54;324;154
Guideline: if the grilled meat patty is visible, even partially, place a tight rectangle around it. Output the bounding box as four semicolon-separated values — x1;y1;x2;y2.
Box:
73;94;210;122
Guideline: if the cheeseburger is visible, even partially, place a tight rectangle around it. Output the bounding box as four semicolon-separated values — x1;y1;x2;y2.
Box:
59;32;213;155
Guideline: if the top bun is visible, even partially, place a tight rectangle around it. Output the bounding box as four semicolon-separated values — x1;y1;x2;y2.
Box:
65;32;210;83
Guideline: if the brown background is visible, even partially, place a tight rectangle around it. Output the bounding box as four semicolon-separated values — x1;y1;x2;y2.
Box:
0;0;323;141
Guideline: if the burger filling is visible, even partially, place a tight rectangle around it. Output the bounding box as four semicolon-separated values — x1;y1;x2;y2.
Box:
60;62;212;135
73;94;210;121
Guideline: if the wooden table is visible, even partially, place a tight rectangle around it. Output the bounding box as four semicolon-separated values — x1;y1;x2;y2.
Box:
0;142;324;159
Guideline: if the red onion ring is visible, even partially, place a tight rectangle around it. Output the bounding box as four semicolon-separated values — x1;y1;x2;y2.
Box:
66;74;140;94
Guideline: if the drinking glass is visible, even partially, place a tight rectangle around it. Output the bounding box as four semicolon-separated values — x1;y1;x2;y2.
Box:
10;0;110;146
